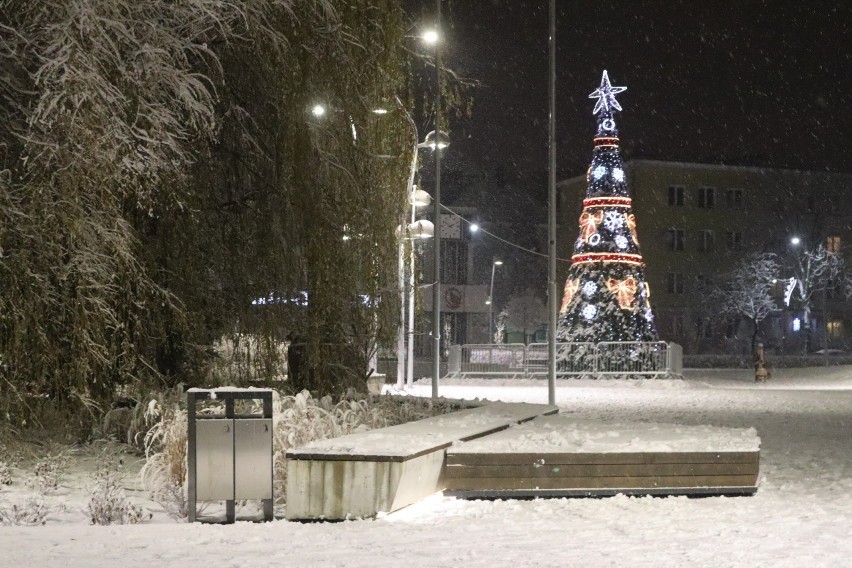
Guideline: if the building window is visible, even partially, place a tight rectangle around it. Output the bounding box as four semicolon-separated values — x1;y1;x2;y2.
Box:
726;188;743;209
726;230;743;251
699;230;715;252
668;185;684;207
826;236;841;253
827;320;843;339
667;272;685;294
666;228;685;251
698;186;715;209
671;314;685;337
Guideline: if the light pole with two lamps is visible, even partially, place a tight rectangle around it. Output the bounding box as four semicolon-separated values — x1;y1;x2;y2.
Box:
395;127;447;389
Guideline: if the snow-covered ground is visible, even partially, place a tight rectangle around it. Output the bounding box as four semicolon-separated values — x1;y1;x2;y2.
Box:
2;367;851;567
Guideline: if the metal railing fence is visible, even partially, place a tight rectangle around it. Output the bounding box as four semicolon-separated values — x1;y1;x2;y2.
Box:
447;341;682;379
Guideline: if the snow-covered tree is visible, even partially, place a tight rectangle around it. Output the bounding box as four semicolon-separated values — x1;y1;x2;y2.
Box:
713;253;781;353
557;71;658;344
0;0;415;419
786;244;844;353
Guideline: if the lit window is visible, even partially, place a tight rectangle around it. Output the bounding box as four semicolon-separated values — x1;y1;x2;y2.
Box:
668;185;684;207
792;318;801;332
698;186;715;209
827;320;843;339
826;236;841;253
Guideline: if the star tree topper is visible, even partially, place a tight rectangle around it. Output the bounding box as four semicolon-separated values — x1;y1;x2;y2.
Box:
589;70;627;115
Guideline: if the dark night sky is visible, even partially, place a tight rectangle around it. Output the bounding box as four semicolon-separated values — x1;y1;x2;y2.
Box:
407;1;850;292
433;0;850;191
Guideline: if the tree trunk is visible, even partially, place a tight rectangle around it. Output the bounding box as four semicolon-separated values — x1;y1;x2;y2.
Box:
803;306;812;354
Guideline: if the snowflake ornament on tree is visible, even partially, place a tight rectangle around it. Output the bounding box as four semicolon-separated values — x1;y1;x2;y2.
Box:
603;210;624;232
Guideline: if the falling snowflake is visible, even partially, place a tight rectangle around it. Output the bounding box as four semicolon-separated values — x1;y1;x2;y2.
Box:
592;165;607;179
603;210;624;232
613;168;625;182
615;235;629;249
581;304;598;321
582;281;598;297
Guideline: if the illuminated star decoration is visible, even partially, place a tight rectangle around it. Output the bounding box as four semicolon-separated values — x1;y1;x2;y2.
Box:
589;70;627;115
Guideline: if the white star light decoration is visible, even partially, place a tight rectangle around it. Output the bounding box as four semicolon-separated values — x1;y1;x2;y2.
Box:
581;281;598;297
615;235;629;250
589;70;626;115
581;304;598;321
613;168;625;182
592;165;607;179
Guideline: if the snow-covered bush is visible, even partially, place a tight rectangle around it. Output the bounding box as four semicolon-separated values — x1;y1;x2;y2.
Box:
28;452;68;493
0;461;12;485
140;400;187;519
0;496;49;526
87;464;151;525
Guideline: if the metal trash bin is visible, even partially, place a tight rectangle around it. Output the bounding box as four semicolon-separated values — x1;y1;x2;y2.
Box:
187;389;274;523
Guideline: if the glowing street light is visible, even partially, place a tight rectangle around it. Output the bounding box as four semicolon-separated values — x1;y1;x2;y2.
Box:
422;29;439;45
790;236;801;246
311;104;326;118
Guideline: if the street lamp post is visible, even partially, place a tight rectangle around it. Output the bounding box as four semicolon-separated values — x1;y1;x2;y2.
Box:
394;115;439;389
426;4;443;400
487;260;503;343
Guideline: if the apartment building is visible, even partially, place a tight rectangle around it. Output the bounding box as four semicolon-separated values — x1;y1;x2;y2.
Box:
558;160;852;354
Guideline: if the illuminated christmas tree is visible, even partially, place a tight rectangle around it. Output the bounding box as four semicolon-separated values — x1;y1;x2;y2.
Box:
556;71;659;343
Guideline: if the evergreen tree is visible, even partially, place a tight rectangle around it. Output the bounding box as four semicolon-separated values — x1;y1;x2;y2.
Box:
556;71;658;344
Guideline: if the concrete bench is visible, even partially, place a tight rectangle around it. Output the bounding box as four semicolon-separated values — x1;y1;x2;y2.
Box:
285;402;558;520
444;415;761;498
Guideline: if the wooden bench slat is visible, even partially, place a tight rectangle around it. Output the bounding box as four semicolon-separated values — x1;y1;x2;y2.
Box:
445;474;759;491
445;451;760;466
444;462;759;479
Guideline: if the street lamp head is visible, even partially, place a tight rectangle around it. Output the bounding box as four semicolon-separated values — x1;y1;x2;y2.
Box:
790;236;801;246
469;223;480;234
372;108;388;115
493;260;503;266
485;298;492;305
420;130;450;150
422;29;439;45
311;104;326;117
408;219;434;239
410;187;432;208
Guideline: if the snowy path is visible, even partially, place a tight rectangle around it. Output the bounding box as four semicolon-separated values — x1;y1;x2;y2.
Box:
2;369;851;567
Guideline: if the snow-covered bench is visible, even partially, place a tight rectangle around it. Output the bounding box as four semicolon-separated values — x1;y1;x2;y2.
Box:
444;415;761;498
285;402;559;520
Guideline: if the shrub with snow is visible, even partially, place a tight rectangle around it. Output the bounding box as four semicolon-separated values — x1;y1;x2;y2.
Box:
87;464;151;525
28;452;68;493
0;496;49;526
